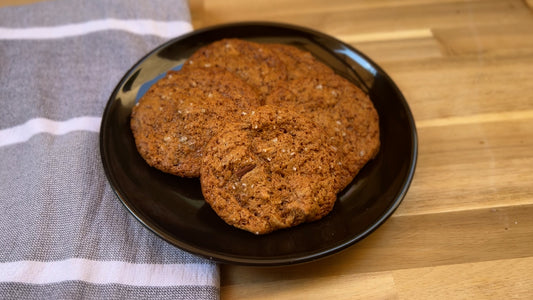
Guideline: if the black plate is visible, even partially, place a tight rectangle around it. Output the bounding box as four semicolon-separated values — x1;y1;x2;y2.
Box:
100;22;417;266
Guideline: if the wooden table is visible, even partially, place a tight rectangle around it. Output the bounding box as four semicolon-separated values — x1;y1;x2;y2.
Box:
191;0;533;299
3;0;531;298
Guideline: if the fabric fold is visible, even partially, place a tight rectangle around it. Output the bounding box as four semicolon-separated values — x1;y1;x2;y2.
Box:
0;0;219;299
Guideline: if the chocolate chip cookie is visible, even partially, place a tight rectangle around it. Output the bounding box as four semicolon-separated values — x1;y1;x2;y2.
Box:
266;43;335;80
182;38;288;99
200;105;339;234
130;67;261;177
266;73;380;191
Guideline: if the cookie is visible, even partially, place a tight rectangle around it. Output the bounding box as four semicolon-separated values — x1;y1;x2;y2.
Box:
265;73;380;191
161;67;261;111
266;43;335;80
130;67;261;177
200;105;339;235
182;38;288;99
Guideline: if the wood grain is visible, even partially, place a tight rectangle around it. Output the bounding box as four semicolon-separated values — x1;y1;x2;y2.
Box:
223;272;398;300
221;204;533;283
393;257;533;299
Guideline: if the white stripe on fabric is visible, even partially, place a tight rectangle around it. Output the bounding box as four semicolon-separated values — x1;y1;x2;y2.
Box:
0;19;192;40
0;117;101;147
0;259;219;287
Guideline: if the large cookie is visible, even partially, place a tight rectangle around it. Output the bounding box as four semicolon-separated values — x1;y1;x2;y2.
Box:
200;105;339;235
182;38;288;99
266;73;380;191
266;43;335;80
130;67;261;177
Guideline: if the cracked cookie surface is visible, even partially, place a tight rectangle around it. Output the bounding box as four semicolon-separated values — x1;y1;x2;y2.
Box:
265;43;335;80
200;105;339;234
130;67;261;177
265;72;380;191
182;38;288;99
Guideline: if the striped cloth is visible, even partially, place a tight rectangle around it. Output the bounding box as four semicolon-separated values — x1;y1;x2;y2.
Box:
0;0;219;299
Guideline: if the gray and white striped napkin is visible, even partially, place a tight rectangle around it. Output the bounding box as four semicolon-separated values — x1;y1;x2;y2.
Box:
0;0;219;299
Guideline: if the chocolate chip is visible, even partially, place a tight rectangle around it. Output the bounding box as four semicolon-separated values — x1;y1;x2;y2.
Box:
235;164;256;179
